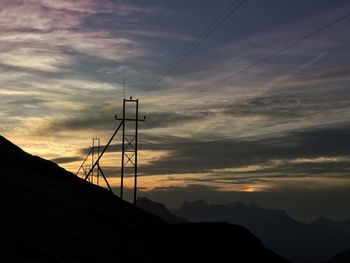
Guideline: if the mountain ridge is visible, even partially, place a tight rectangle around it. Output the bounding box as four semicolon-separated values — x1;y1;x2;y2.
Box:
171;199;350;263
138;198;350;263
0;135;288;263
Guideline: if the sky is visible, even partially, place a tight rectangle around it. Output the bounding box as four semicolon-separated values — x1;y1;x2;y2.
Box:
1;0;350;222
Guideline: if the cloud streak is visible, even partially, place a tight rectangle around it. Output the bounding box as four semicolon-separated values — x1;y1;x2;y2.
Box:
138;123;350;177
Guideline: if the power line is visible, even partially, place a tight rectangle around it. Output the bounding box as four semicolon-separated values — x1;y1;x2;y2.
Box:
144;9;350;135
123;7;350;136
137;0;248;99
168;11;350;106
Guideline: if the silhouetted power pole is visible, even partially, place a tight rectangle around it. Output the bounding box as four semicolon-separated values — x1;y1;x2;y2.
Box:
76;147;92;178
78;98;145;204
115;97;145;204
92;137;100;185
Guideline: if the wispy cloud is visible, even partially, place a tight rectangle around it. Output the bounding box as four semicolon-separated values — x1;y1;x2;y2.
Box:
0;0;85;31
0;0;157;73
0;30;147;72
0;0;157;31
137;123;350;177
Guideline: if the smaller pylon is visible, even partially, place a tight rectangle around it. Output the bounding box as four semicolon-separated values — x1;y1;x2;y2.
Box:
92;137;100;186
76;146;93;178
84;165;91;182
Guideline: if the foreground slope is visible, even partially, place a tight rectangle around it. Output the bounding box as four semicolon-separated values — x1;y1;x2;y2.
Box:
0;136;165;262
0;136;288;262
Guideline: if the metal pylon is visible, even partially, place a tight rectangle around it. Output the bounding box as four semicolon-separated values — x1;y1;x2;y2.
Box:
115;97;145;204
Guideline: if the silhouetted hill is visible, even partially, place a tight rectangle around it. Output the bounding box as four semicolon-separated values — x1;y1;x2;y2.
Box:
0;136;165;262
171;200;350;263
325;249;350;263
136;197;187;223
0;136;288;262
142;222;288;263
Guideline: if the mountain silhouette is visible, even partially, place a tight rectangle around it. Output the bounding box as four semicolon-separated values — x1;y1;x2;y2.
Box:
324;249;350;263
0;135;288;262
141;222;288;263
0;135;165;262
163;199;350;263
136;197;187;223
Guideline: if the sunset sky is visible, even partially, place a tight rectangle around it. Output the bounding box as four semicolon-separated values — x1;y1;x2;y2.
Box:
1;0;350;222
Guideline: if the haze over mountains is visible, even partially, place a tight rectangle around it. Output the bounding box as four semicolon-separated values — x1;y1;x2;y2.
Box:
0;135;287;263
138;197;350;263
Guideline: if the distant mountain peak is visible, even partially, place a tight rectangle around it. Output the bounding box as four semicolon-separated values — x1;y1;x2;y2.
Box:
180;199;208;209
309;216;350;227
311;216;332;225
229;201;245;208
137;197;187;224
248;203;261;210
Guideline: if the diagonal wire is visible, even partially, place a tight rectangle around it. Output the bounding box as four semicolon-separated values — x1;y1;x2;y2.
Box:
137;0;248;99
167;11;350;107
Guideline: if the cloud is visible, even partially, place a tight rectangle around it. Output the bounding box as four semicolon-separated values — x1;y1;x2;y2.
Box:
34;105;216;137
38;0;99;14
281;68;350;86
116;29;195;42
0;1;85;31
0;0;157;31
138;123;350;176
0;47;74;72
49;113;350;188
0;29;147;72
220;91;350;119
38;0;151;16
1;1;350;224
51;156;82;164
0;0;154;73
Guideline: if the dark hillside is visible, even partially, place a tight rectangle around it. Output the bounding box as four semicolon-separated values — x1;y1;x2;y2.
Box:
0;135;288;263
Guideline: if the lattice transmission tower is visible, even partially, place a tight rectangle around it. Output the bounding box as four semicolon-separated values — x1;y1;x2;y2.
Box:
77;98;145;205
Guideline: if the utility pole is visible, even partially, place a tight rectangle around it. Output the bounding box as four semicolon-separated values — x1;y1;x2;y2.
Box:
78;98;145;204
92;138;100;186
76;147;93;178
84;165;91;182
115;97;145;204
91;142;94;184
